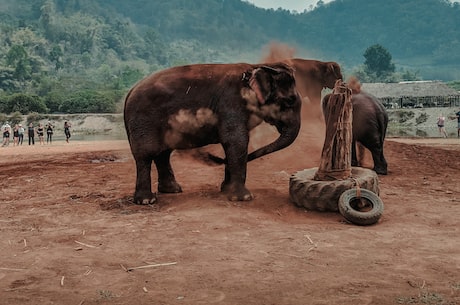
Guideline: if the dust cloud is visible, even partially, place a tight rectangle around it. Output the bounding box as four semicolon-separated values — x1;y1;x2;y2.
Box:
346;76;361;94
256;42;326;160
259;42;297;63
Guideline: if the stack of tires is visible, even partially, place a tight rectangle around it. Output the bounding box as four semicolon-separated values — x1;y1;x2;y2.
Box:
289;167;384;225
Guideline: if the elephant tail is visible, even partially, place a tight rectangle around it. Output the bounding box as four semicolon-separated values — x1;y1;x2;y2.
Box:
207;153;227;164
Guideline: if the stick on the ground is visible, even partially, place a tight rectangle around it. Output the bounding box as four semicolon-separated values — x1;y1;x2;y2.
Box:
74;240;97;248
126;262;177;271
0;267;27;271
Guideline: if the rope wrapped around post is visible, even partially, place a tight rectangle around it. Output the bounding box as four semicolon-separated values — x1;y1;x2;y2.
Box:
314;80;353;181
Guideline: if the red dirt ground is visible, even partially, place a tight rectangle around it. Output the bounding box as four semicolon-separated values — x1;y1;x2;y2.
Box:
1;116;459;305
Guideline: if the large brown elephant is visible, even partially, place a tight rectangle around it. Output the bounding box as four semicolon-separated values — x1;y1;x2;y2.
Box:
281;58;343;105
124;62;302;204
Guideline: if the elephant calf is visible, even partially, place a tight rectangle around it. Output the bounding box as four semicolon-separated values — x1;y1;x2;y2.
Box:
124;62;302;204
351;91;388;175
323;81;388;175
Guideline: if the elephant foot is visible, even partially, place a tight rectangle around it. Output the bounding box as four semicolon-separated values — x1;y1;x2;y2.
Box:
133;191;157;205
227;192;253;201
158;181;183;193
374;166;388;175
221;182;253;201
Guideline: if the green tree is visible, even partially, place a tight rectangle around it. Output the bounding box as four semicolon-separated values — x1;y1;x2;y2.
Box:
0;68;19;92
6;45;32;82
363;44;395;80
4;93;48;114
49;45;64;70
59;90;118;113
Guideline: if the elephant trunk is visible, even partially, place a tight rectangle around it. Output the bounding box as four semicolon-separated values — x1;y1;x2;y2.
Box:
207;120;300;165
247;118;300;162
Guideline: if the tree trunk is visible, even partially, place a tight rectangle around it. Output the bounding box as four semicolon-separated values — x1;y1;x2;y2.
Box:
314;80;353;181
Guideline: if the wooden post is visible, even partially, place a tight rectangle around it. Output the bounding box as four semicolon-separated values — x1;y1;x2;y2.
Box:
314;80;353;181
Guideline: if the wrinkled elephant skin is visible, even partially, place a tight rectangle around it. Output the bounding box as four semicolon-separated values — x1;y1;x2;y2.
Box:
124;62;302;204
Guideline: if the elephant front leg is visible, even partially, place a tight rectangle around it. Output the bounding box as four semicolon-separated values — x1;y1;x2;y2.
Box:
220;134;253;201
134;158;157;204
220;166;253;201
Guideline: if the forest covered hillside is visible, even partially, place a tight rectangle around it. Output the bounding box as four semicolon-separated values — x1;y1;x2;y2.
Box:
0;0;459;114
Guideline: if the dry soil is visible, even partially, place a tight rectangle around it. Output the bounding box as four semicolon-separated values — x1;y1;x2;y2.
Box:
0;115;459;305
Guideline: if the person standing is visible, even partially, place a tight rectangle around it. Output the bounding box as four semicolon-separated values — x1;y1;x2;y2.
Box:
18;124;24;145
28;122;35;145
46;121;54;144
437;114;448;138
2;124;10;147
64;121;71;143
13;124;19;146
456;109;460;138
37;123;45;145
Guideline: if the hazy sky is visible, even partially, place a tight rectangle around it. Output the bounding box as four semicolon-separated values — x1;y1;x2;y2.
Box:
247;0;458;12
246;0;334;12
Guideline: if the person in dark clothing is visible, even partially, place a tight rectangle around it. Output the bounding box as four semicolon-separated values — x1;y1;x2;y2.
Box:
2;126;10;147
37;123;45;145
64;121;71;143
28;122;35;145
46;121;54;144
456;110;460;138
13;124;19;146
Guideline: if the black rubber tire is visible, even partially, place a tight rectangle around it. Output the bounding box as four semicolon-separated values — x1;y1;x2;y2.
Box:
289;167;379;212
338;188;384;226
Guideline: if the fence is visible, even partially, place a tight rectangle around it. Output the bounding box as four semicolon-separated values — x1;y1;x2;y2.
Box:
382;95;460;109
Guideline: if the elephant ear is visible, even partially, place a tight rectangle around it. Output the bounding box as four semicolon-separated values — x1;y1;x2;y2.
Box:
249;67;272;105
323;62;343;89
249;64;296;104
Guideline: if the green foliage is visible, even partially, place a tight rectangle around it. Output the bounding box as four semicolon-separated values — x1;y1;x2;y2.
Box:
363;44;395;81
3;93;48;114
59;90;120;113
446;81;460;91
0;0;459;115
396;110;415;123
415;112;428;125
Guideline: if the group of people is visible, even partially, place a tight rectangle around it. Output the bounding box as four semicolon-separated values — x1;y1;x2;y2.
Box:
437;110;460;138
2;121;72;147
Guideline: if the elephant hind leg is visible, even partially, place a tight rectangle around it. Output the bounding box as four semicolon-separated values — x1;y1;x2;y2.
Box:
154;150;183;193
134;156;157;204
374;152;388;175
356;142;365;166
351;140;359;166
370;147;388;175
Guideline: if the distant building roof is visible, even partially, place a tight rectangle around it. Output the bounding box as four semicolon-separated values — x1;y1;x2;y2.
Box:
361;81;460;98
